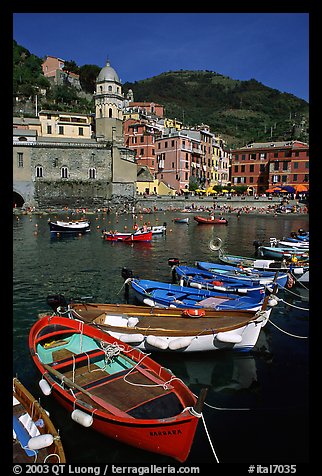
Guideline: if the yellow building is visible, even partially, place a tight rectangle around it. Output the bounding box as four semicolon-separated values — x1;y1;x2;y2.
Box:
38;110;93;139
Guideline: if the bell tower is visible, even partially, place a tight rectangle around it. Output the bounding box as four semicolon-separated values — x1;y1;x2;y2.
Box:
94;58;124;142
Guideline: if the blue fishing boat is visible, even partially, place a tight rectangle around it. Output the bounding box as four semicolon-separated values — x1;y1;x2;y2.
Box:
217;250;309;280
194;261;289;288
172;265;268;299
127;278;267;311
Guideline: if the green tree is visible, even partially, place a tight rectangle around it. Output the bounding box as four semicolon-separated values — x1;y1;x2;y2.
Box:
79;64;100;94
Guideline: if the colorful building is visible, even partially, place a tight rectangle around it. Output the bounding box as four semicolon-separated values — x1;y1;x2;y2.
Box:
231;141;309;195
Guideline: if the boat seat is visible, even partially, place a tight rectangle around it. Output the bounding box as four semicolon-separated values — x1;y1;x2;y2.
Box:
198;297;229;308
13;415;35;457
51;349;106;370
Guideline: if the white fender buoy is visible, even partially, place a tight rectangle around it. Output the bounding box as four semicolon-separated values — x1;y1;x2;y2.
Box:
28;434;54;450
146;335;169;350
118;333;144;343
127;317;139;328
216;332;242;343
71;409;93;427
268;297;278;306
189;282;202;290
168;337;193;350
39;378;52;395
143;298;156;307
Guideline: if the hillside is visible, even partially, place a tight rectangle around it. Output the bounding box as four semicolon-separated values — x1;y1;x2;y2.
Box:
123;70;309;147
13;40;309;147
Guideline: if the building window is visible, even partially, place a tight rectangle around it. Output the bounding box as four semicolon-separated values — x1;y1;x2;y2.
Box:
140;136;144;143
36;166;43;178
47;125;52;134
17;152;23;167
259;164;265;172
274;162;279;171
79;127;84;136
282;175;287;182
293;174;298;181
294;162;299;169
89;168;96;179
241;165;245;172
109;108;113;118
53;158;58;167
234;165;238;172
242;154;246;160
250;164;254;172
61;166;68;178
59;126;64;135
140;149;144;156
108;85;112;92
282;162;288;171
305;162;309;169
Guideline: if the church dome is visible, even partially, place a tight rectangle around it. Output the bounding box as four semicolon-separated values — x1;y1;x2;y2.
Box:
97;60;120;83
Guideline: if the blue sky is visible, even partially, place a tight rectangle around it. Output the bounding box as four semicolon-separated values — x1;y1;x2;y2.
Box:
13;12;309;102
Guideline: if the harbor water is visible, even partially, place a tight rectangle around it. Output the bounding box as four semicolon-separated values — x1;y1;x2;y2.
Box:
13;210;309;465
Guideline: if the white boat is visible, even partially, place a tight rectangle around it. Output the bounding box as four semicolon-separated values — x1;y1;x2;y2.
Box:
60;301;272;353
48;219;90;233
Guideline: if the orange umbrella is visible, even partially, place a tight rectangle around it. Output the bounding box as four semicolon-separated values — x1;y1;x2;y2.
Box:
294;184;308;192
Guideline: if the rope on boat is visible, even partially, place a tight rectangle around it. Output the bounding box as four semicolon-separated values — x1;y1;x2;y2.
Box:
201;413;220;463
268;294;309;311
279;283;309;300
123;352;182;389
267;318;308;339
44;453;61;463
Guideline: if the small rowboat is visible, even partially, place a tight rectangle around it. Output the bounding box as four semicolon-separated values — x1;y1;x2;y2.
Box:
48;298;272;353
13;377;66;463
30;315;207;462
102;230;152;242
194;215;228;225
173;217;189;224
48;220;90;233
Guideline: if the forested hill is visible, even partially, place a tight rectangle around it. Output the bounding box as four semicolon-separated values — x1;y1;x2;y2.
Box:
13;38;308;147
123;70;309;147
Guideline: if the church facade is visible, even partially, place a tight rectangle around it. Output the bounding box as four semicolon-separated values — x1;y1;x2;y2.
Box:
13;60;137;209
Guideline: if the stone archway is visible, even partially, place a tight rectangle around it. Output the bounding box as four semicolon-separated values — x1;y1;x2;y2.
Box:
13;191;25;208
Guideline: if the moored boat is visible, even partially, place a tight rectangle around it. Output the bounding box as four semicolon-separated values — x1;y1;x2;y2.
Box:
126;277;266;311
13;377;66;463
102;229;152;242
194;261;289;289
173;217;189;224
194;215;228;225
217;249;309;279
51;299;272;353
48;220;90;234
30;315;206;462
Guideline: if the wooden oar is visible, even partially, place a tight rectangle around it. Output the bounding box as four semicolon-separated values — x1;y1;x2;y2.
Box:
42;363;133;418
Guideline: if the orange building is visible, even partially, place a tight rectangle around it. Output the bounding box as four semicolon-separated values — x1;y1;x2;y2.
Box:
231;141;309;195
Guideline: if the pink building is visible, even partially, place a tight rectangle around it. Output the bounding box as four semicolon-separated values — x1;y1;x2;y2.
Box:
42;56;81;89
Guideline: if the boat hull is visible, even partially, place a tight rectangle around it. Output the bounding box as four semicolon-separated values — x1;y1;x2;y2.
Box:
194;216;228;224
13;378;66;463
130;279;263;311
67;303;271;353
29;316;200;462
103;231;152;242
49;221;90;233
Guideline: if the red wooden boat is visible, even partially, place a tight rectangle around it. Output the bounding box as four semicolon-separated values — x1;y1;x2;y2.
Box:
102;230;152;242
194;215;228;225
29;315;207;462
